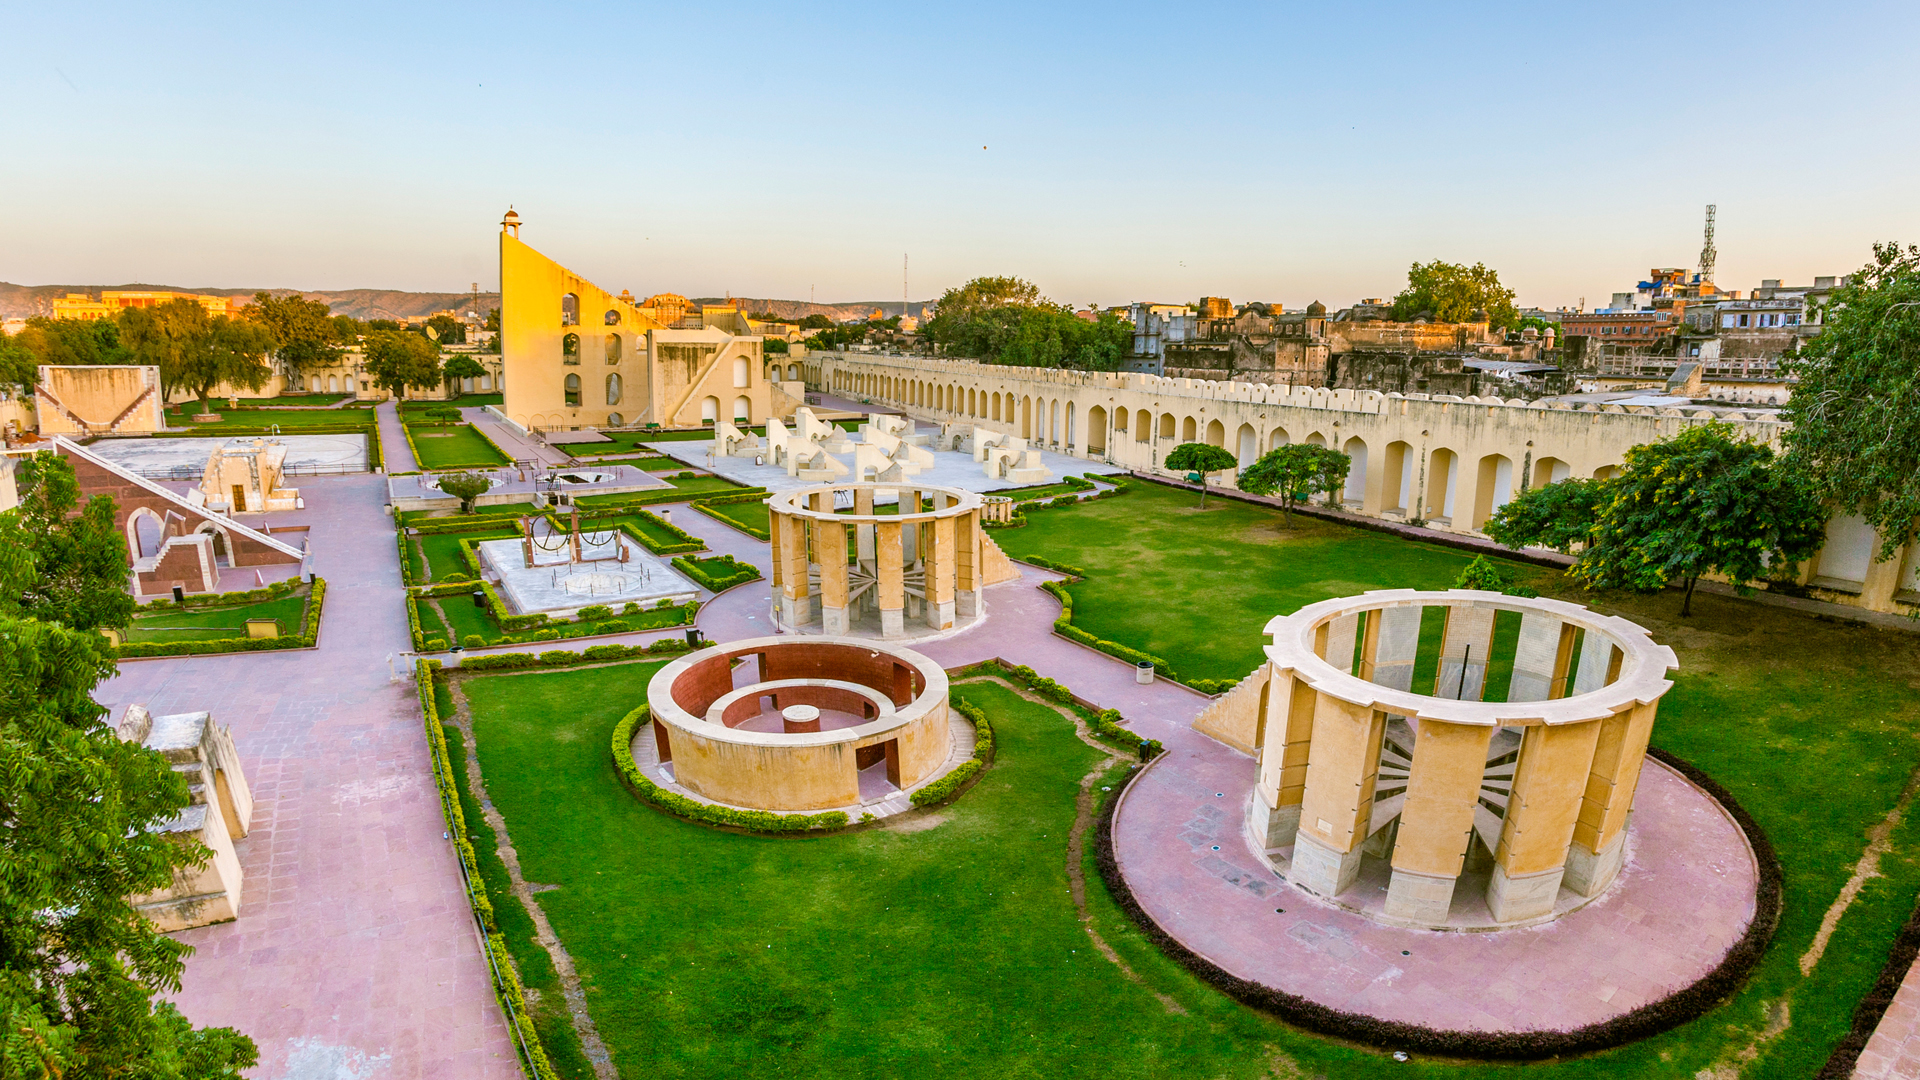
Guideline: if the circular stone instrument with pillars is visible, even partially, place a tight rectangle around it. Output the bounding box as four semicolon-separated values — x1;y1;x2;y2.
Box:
1253;589;1678;927
767;482;990;640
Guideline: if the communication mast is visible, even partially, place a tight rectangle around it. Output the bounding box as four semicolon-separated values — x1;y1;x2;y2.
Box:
903;254;909;317
1698;204;1717;283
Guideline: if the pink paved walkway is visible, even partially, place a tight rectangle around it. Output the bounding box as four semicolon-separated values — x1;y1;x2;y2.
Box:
375;401;416;474
464;408;570;468
1856;970;1920;1078
96;475;521;1079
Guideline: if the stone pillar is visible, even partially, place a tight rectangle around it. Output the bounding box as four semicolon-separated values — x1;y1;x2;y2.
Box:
854;486;875;564
926;513;956;630
1316;612;1360;674
1383;719;1495;923
876;521;904;637
1488;719;1604;921
1505;612;1564;703
817;519;850;634
1290;692;1385;899
1251;672;1316;848
954;509;981;616
778;512;811;630
1368;605;1422;692
1571;633;1620;694
1565;702;1657;896
1435;604;1496;700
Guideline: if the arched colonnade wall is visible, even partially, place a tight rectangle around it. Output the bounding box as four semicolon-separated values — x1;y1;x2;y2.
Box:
803;352;1920;617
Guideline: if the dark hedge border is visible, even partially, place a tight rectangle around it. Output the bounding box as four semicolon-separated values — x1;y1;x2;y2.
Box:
1815;890;1920;1077
1092;744;1783;1061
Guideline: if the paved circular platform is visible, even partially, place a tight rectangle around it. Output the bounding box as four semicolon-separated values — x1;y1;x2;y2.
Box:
1111;740;1760;1034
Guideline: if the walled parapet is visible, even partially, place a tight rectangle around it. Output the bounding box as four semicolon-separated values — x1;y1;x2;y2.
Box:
645;636;951;812
1247;589;1677;928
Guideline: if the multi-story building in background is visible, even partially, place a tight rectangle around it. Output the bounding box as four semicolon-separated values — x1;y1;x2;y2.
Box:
51;290;247;320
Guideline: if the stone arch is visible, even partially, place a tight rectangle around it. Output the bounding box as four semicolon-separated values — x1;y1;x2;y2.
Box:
606;373;623;406
1305;431;1327;447
1473;455;1518;524
701;395;719;423
1111;406;1127;439
733;357;751;388
1267;426;1290;452
1021;396;1032;439
1159;412;1175;440
126;506;166;561
1205;419;1225;447
561;293;578;325
1065;401;1076;449
1133;408;1150;443
734;395;752;423
1236;423;1258;467
563;333;580;362
564;373;581;407
1382;441;1413;514
605;333;621;364
1533;456;1570;488
1181;416;1197;442
1342;436;1368;505
1592;464;1619;480
192;521;231;564
327;374;338;393
1429;448;1459;521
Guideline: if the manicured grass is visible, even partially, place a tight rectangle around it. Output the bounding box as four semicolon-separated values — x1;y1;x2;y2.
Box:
571;475;748;509
416;530;520;583
399;503;542;528
459;669;1319;1079
998;478;1920;1076
696;499;769;535
126;594;307;642
408;423;511;469
159;406;374;432
220;393;355;407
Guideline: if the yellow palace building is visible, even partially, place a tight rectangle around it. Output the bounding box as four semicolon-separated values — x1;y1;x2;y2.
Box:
497;209;798;433
52;290;247;320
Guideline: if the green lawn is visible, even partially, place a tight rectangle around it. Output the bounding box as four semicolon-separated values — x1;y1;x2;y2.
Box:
696;499;769;535
399;503;542;528
126;593;308;642
158;406;373;433
416;530;520;583
457;669;1326;1079
572;475;747;509
408;423;511;469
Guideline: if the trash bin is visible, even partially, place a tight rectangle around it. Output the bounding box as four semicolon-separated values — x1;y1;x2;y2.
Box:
1135;660;1154;685
1138;739;1152;763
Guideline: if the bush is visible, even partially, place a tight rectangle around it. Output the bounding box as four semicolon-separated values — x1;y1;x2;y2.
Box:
596;620;630;633
576;605;613;621
425;637;448;652
978;662;1163;757
1453;554;1539;597
671;554;762;592
610;707;850;832
910;697;995;807
463;634;484;648
531;629;560;642
622;601;641;615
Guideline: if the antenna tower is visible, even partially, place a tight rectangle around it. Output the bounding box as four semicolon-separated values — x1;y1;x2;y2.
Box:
1699;204;1717;283
903;254;909;316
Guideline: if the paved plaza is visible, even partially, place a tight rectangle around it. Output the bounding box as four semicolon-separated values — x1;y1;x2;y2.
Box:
90;434;371;474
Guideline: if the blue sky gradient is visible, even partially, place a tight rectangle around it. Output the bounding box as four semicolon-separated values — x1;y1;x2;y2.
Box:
5;1;1917;310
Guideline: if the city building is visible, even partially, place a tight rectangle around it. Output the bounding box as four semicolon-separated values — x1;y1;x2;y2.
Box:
51;290;247;321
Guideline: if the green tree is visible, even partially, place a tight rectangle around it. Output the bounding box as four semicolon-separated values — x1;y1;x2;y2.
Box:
330;315;364;344
120;301;276;417
1163;442;1240;508
796;313;833;330
1481;477;1608;554
441;354;485;395
1487;422;1827;615
1390;260;1519;330
425;314;466;345
363;329;442;397
1452;554;1536;597
924;277;1130;371
0;477;258;1078
436;471;493;514
244;292;340;376
0;331;34;393
1781;241;1920;561
483;308;500;333
11;317;132;368
6;453;135;632
1236;443;1352;525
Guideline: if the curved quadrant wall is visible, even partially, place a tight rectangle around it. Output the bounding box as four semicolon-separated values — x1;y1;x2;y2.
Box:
1251;589;1677;927
767;482;995;640
645;636;952;812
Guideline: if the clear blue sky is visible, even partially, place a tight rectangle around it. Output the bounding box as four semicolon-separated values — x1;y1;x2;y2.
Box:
5;1;1917;311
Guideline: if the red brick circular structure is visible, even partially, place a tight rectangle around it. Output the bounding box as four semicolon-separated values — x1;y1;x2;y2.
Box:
645;635;951;812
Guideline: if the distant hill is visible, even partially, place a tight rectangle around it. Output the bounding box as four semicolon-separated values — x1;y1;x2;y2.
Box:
0;283;498;322
0;283;934;324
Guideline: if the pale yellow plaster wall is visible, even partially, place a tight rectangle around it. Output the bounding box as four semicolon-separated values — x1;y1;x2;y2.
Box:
1192;663;1271;756
1392;719;1495;877
1296;693;1386;855
664;700;950;812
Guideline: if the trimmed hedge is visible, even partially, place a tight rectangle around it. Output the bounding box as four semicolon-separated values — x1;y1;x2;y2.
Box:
458;637;698;672
1817;865;1920;1075
670;554;761;592
1040;577;1237;695
909;696;994;807
689;492;773;540
574;484;769;513
611;706;850;832
542;508;704;557
409;584;698;652
963;661;1163;757
134;577;302;610
116;578;326;658
1092;744;1782;1060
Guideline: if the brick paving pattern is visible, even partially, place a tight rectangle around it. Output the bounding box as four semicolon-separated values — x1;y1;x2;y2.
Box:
1856;971;1920;1077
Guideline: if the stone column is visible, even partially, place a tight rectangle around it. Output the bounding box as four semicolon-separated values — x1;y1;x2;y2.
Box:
817;519;850;635
778;512;811;630
876;521;904;637
1435;604;1496;700
854;487;875;563
1251;673;1316;848
926;513;956;630
1384;719;1495;923
1290;692;1386;899
1488;719;1604;921
954;509;981;617
1565;702;1657;895
1367;605;1422;692
1505;612;1566;703
1316;612;1360;674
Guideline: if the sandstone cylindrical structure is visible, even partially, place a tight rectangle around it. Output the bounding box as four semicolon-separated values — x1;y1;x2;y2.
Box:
1251;589;1677;928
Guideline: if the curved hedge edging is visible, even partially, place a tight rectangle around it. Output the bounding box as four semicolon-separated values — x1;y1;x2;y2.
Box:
670;554;761;592
964;663;1163;757
1092;744;1783;1061
610;707;849;833
908;696;995;808
1816;894;1920;1078
689;493;772;540
1037;579;1239;696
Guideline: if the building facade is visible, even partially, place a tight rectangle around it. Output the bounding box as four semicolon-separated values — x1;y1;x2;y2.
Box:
51;290;248;321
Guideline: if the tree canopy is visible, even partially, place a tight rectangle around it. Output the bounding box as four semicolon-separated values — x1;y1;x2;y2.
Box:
441;354;486;392
1164;442;1240;507
1781;241;1920;560
10;317;132;369
437;470;494;514
1390;260;1519;330
924;277;1130;371
425;314;467;345
120;300;276;415
0;453;258;1076
1236;443;1352;525
5;453;135;632
362;329;442;396
1484;423;1828;615
243;292;340;374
